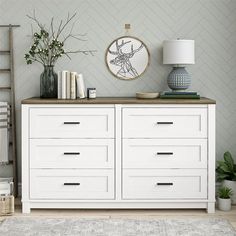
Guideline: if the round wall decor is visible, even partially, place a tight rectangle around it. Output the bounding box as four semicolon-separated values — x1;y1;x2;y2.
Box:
105;36;150;80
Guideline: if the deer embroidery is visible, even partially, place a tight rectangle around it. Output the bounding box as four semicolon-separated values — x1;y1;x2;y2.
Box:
108;39;144;78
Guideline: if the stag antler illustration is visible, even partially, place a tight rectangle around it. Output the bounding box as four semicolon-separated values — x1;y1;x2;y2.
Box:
108;39;144;78
108;40;131;55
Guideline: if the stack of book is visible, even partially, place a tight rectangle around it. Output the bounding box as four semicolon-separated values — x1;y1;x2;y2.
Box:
57;71;86;99
160;91;200;99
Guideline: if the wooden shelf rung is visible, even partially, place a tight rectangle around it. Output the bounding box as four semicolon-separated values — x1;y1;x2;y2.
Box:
0;25;20;28
0;69;10;72
0;51;10;55
0;86;11;90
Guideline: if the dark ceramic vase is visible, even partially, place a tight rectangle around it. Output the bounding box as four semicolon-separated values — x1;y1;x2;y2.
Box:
40;65;57;98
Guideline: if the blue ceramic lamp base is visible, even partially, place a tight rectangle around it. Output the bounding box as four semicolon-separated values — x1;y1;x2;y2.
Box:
167;67;191;91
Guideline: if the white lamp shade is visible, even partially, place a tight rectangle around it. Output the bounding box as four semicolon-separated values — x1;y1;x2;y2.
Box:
163;40;195;65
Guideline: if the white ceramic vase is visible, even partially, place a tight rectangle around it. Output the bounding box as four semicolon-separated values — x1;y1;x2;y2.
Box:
218;197;231;211
222;180;236;204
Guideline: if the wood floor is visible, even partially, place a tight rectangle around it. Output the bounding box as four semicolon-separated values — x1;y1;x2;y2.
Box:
4;201;235;230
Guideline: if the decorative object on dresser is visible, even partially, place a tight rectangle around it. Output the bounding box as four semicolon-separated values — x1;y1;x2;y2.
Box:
136;92;159;99
106;36;150;80
87;88;96;99
24;12;95;98
57;71;78;99
216;151;236;204
21;97;216;213
76;74;86;99
163;39;195;91
160;91;200;99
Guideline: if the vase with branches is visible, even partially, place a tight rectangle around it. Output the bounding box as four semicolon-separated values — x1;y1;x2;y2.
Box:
24;11;96;98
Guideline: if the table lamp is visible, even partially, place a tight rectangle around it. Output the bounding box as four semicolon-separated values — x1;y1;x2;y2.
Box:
163;39;195;91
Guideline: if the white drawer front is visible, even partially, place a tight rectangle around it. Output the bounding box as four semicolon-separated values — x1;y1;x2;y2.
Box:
123;108;207;138
30;169;114;199
123;139;207;168
123;169;207;199
30;107;114;138
30;139;114;169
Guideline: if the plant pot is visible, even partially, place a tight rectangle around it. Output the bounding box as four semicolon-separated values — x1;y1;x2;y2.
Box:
222;180;236;204
40;65;58;98
218;197;232;211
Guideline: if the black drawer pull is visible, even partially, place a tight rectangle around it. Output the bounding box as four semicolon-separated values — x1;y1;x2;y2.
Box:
63;122;80;125
64;183;80;186
157;183;173;186
157;122;173;125
157;152;173;155
64;152;80;155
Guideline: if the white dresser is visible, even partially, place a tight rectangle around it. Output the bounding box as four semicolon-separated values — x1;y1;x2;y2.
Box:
21;97;216;213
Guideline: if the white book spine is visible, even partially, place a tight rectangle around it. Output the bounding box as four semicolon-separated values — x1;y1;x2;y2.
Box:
57;71;62;99
76;74;86;99
61;71;68;99
66;71;71;99
70;72;77;100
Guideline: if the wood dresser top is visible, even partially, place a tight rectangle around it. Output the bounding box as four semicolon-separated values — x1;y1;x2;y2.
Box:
22;97;216;104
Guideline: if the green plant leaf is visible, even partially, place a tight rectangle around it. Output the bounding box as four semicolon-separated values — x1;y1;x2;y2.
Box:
234;164;236;172
217;161;226;166
218;163;230;172
224;151;234;170
217;172;230;180
217;186;233;199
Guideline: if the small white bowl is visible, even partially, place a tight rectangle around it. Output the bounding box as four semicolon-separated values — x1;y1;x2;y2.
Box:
136;92;159;99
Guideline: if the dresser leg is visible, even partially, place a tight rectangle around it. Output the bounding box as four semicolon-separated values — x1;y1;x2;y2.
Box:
22;203;31;214
207;203;215;213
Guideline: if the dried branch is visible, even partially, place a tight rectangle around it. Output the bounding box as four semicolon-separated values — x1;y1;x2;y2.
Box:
56;20;63;39
66;50;97;56
50;17;55;38
26;10;44;30
56;12;77;39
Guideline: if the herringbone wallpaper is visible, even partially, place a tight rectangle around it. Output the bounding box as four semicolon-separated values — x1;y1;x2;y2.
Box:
0;0;236;179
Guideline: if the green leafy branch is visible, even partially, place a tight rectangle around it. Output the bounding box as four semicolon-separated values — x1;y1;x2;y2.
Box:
24;11;96;66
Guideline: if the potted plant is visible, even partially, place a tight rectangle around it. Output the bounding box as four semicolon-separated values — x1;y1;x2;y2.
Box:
216;151;236;204
24;11;95;98
217;186;233;211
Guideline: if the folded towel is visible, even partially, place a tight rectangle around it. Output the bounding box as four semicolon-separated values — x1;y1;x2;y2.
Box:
0;102;10;164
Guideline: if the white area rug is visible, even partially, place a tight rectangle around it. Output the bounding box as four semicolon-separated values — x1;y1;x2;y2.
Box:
0;217;235;236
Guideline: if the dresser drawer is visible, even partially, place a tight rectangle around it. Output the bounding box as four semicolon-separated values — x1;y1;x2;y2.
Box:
123;139;207;168
30;107;114;138
30;169;114;199
30;139;114;169
123;169;207;199
123;107;207;138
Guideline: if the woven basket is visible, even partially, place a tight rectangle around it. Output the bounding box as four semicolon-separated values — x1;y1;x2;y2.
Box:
0;195;14;216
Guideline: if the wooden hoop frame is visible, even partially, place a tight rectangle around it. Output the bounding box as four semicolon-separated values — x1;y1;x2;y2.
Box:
105;36;150;80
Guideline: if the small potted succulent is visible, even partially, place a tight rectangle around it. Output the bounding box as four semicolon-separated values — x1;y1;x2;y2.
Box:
216;151;236;204
25;11;95;98
217;186;233;211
